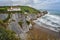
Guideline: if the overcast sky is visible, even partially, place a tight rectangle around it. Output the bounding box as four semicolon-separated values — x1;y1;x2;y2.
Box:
0;0;60;10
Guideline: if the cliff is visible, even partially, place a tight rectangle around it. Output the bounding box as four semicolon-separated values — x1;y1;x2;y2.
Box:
0;6;40;13
0;6;47;40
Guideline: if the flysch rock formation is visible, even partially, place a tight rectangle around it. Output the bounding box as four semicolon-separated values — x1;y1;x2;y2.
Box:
0;13;32;40
8;13;29;33
0;14;8;20
0;11;47;40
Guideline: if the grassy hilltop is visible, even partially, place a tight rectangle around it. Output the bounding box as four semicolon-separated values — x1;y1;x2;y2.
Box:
0;6;40;14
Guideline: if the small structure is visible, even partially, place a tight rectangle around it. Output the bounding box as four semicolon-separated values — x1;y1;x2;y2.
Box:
7;6;21;11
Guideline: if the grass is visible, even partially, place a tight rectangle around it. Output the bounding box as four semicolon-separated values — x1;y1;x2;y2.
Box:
0;20;7;28
26;20;30;25
20;6;40;14
0;14;12;28
3;14;12;23
0;6;40;14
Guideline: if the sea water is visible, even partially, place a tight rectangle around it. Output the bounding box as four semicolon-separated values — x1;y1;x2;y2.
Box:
48;10;60;16
34;10;60;32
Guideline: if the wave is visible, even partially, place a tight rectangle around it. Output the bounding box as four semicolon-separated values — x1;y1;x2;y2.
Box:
37;13;60;28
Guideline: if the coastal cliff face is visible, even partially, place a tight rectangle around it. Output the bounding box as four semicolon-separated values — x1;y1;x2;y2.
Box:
0;13;46;33
0;6;47;40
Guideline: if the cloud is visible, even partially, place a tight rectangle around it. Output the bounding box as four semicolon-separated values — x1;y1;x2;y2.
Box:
30;0;60;10
0;0;60;10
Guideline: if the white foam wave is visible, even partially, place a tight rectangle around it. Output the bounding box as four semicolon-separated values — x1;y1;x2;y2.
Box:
37;14;60;27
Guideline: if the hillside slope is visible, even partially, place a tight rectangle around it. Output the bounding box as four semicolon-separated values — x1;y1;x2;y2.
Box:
0;6;40;14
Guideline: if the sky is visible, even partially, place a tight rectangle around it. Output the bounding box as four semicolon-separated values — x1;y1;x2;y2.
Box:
0;0;60;11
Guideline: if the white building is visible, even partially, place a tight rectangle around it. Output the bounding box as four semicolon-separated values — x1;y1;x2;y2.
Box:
7;6;21;11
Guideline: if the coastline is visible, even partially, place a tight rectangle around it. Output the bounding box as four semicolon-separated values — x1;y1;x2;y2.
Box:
29;12;60;40
26;22;60;40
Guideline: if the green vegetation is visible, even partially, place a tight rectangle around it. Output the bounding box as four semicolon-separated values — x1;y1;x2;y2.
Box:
0;20;6;28
0;20;4;24
26;20;30;25
20;6;40;14
3;13;12;23
0;27;20;40
0;13;12;28
0;6;40;14
0;7;7;11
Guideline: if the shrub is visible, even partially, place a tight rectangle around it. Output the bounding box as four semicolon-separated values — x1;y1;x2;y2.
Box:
0;27;20;40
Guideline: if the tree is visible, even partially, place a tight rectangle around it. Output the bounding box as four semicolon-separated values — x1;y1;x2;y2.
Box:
0;27;20;40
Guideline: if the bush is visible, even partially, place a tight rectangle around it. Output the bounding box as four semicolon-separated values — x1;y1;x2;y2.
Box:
26;21;30;25
0;27;20;40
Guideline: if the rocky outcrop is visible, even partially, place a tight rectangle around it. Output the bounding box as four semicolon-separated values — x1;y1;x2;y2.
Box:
0;10;48;33
0;14;8;20
0;10;48;40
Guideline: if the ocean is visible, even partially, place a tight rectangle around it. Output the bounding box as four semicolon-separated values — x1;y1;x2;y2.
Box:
35;10;60;31
48;10;60;16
